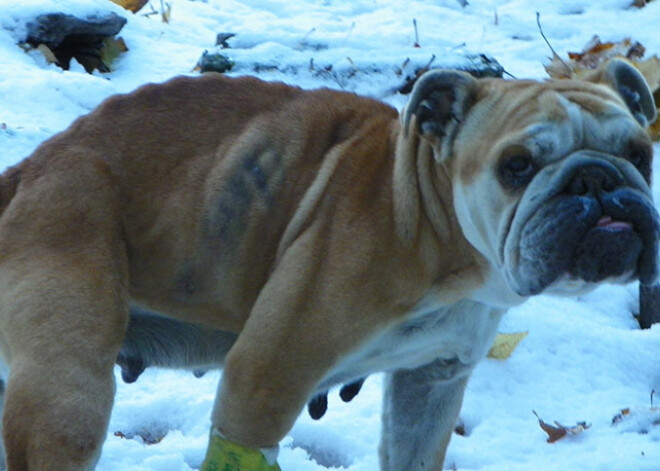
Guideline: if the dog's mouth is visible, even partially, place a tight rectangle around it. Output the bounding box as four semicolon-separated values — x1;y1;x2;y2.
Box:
568;214;642;283
595;215;633;231
512;186;659;296
501;151;660;297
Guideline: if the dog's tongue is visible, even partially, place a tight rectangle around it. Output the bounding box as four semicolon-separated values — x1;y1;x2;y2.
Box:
597;215;633;231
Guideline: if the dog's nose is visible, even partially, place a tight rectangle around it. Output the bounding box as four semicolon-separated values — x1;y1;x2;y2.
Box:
565;163;623;196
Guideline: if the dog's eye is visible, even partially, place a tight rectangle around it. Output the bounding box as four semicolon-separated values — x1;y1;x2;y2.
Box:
498;147;536;190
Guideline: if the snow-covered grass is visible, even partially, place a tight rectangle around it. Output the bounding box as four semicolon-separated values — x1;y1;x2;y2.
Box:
1;0;660;469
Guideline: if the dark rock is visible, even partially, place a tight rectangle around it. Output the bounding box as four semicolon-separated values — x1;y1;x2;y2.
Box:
25;12;126;48
460;53;505;78
197;51;235;73
24;12;127;73
398;53;504;94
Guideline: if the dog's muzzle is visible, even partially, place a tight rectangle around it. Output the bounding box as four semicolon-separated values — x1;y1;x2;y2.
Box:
506;151;660;296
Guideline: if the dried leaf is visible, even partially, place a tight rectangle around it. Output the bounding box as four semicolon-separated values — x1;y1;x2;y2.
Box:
113;428;167;445
543;36;660;141
612;391;660;432
568;41;615;62
611;407;632;425
533;411;591;443
109;0;149;13
544;54;573;79
634;56;660;92
161;2;172;23
454;420;467;436
545;36;647;79
649;104;660;140
487;331;528;360
36;44;58;64
533;411;567;443
100;37;128;69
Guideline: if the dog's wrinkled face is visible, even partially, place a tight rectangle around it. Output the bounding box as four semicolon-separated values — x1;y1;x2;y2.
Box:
455;74;659;300
407;60;659;304
454;86;657;298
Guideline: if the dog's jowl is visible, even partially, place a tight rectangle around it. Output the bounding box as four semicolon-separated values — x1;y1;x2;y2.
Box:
0;59;658;470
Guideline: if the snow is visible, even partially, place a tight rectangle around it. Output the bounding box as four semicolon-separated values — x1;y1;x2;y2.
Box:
1;0;660;470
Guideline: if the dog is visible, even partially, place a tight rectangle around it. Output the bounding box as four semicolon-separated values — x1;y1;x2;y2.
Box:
0;58;657;470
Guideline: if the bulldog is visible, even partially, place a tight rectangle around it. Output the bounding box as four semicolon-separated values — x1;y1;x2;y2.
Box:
0;58;657;471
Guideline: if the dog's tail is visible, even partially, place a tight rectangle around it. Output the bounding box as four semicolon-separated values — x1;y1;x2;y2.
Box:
0;164;22;218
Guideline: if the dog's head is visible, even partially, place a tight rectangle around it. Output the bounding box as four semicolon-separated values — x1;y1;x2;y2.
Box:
404;59;659;304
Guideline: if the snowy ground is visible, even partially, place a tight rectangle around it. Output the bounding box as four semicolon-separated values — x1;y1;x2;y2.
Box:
1;0;660;470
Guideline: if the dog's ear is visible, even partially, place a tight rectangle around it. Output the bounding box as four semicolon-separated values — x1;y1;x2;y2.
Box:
589;58;657;128
402;69;477;162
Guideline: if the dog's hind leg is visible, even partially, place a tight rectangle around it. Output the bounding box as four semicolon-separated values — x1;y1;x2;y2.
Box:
0;257;129;471
0;158;129;470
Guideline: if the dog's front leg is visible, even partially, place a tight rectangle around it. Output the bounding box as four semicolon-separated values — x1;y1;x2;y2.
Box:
380;360;472;471
200;228;395;470
202;307;336;469
205;289;341;468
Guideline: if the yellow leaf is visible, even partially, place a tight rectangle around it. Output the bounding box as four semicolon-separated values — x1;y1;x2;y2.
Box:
108;0;149;13
487;331;528;360
100;37;129;69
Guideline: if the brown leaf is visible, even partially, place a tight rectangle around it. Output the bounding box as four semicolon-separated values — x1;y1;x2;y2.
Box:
545;36;647;79
533;411;591;443
533;411;567;443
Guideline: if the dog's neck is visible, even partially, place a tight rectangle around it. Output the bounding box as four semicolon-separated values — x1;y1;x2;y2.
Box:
392;117;456;243
392;120;486;303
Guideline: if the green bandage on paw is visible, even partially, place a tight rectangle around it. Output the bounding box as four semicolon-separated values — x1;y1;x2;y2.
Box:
201;432;282;471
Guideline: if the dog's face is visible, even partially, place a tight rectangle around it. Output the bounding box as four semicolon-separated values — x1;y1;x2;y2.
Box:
406;60;659;304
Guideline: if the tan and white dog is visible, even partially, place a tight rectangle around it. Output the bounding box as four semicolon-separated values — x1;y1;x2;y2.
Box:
0;59;658;470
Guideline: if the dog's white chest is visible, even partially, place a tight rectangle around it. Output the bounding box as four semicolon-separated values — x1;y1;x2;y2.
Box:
320;299;504;389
